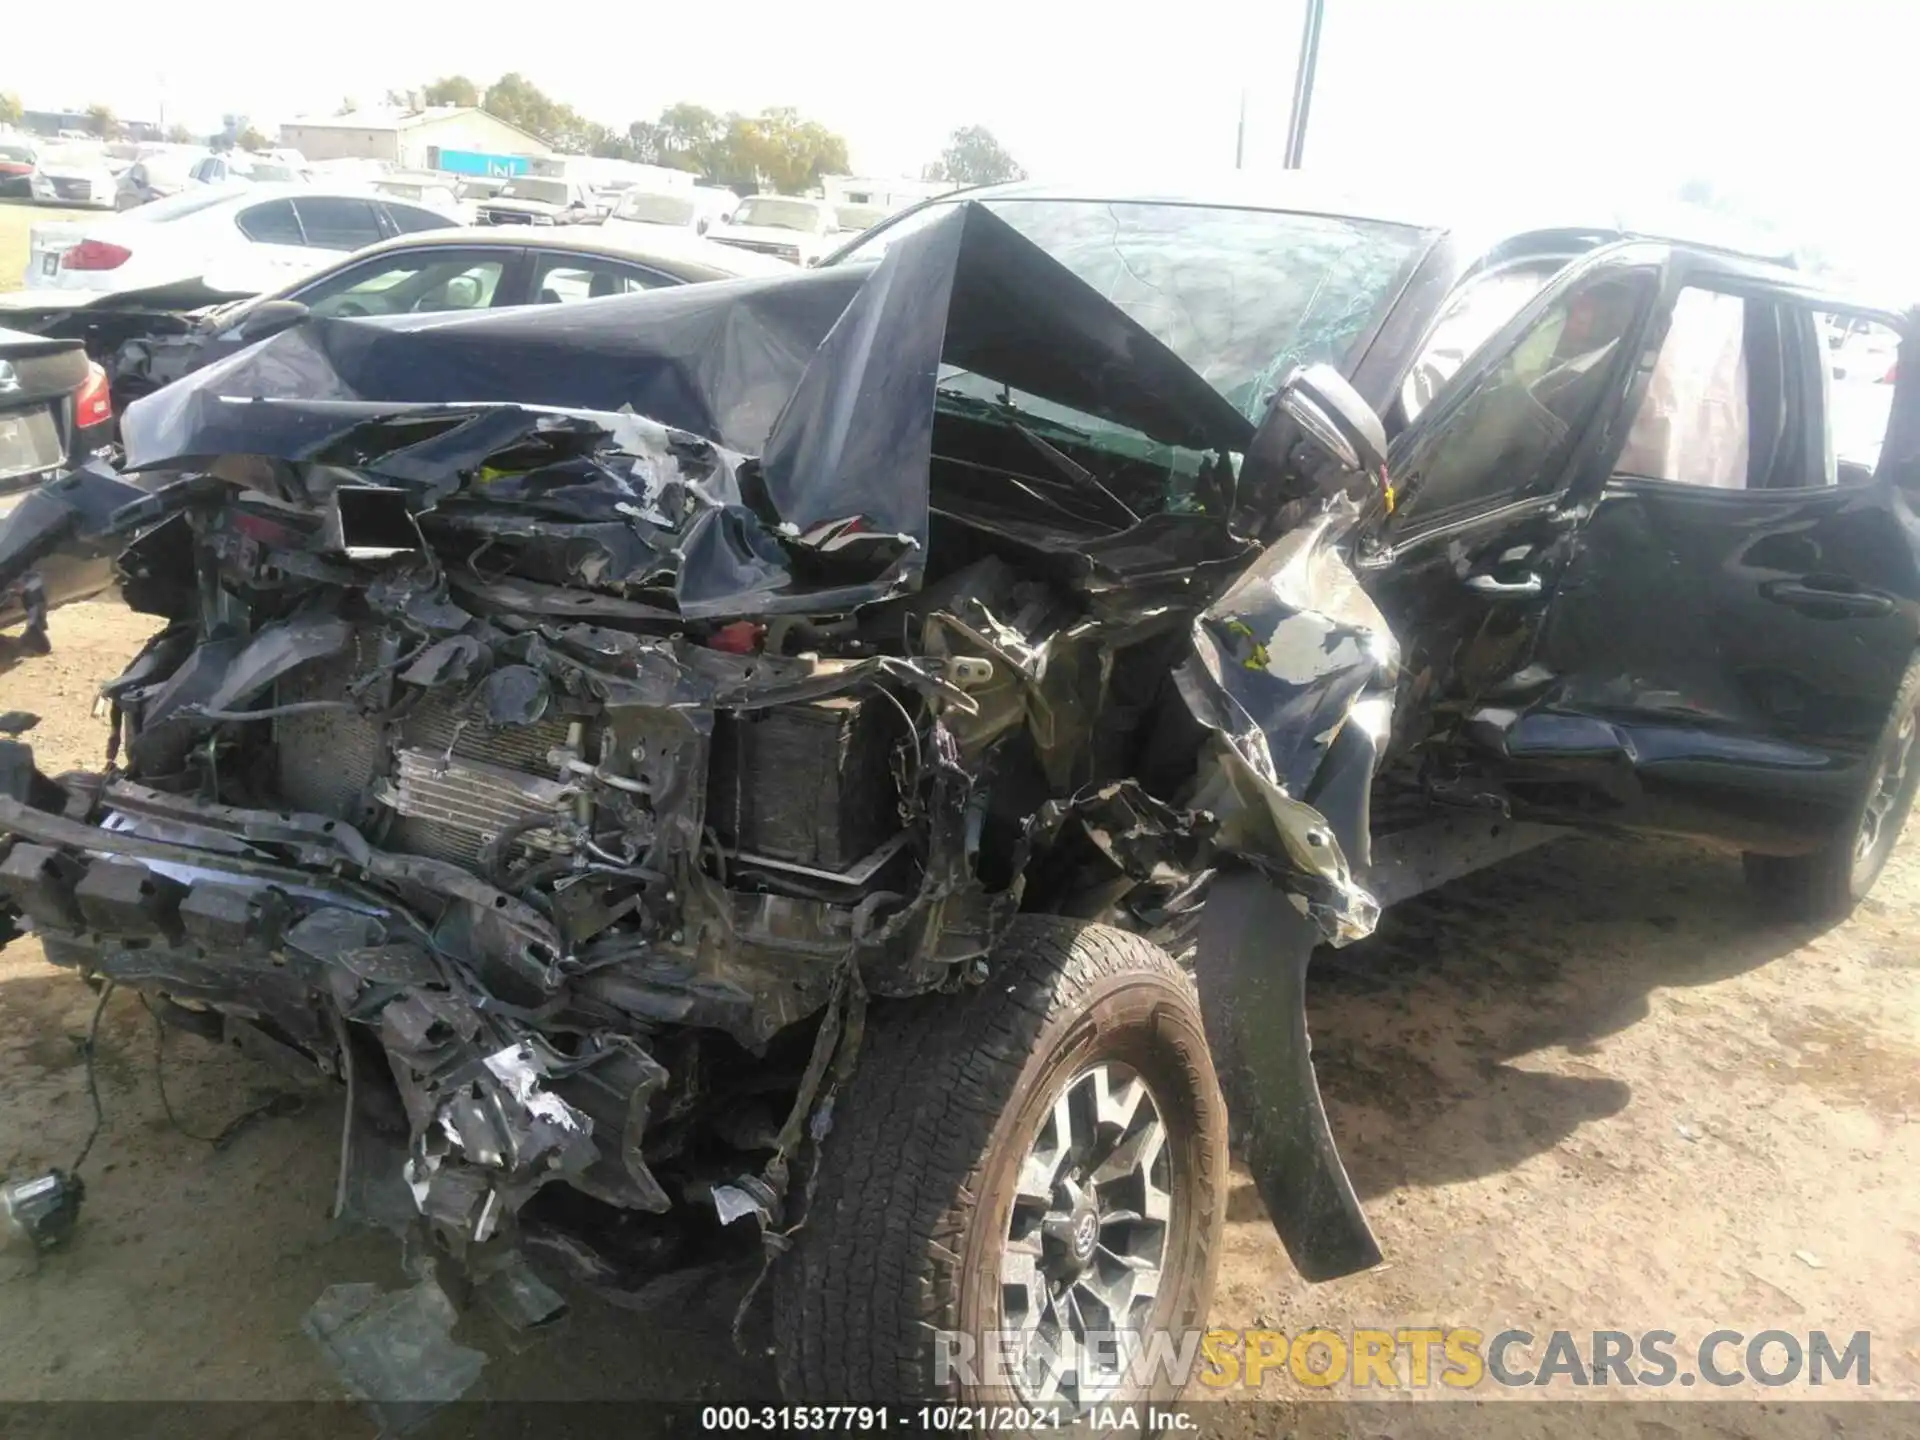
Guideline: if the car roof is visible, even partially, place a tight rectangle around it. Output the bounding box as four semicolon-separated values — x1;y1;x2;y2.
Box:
340;224;786;281
923;174;1799;270
191;180;399;207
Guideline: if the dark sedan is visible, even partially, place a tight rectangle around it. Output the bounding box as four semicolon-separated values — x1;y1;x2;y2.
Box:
0;140;36;200
0;327;111;501
0;327;117;640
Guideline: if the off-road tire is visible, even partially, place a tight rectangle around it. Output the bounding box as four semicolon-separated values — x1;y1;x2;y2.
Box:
1743;655;1920;921
771;918;1227;1404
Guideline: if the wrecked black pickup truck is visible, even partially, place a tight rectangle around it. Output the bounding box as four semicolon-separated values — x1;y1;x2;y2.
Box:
2;182;1918;1409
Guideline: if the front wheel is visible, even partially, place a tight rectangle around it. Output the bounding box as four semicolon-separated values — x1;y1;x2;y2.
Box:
771;919;1228;1406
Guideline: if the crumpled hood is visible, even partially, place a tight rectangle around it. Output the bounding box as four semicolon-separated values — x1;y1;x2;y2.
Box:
118;203;1256;619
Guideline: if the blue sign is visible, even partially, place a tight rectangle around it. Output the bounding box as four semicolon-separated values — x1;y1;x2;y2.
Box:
431;148;531;178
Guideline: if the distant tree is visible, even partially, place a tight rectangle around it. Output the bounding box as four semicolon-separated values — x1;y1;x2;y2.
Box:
0;93;22;127
164;123;194;144
622;102;849;189
720;108;850;194
335;97;359;116
480;72;569;142
237;124;269;152
84;103;121;140
924;125;1024;186
654;102;727;174
423;75;480;108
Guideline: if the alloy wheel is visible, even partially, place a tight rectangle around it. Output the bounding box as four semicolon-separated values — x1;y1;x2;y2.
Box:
999;1061;1173;1405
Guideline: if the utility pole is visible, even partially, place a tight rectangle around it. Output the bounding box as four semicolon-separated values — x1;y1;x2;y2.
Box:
1235;88;1248;170
1283;0;1326;169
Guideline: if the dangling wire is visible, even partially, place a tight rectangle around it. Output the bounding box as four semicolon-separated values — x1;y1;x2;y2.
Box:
138;995;224;1144
68;979;117;1175
138;994;304;1148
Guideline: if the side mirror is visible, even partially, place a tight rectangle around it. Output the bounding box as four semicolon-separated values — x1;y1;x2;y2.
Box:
696;217;710;235
1239;363;1389;526
227;298;310;345
1273;363;1387;479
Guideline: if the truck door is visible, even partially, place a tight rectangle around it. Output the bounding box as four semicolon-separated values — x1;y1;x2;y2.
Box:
1355;243;1671;786
1495;269;1920;855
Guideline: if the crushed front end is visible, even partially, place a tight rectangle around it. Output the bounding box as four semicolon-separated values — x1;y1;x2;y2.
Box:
0;204;1397;1304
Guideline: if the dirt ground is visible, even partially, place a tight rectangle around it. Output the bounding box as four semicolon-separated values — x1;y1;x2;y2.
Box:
0;601;1915;1432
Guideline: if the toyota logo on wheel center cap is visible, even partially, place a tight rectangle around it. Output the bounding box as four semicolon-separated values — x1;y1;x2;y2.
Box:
1073;1211;1098;1258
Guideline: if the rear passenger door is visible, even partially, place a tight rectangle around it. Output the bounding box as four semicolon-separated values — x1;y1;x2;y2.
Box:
291;196;386;253
377;202;459;238
1511;267;1920;853
231;198;330;287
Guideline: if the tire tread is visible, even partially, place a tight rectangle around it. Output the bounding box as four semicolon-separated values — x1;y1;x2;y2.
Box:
771;919;1197;1402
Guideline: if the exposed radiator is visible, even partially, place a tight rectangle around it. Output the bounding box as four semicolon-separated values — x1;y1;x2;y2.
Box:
273;648;583;870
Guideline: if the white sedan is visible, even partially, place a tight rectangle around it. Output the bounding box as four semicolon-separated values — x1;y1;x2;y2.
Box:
28;142;118;209
22;183;462;298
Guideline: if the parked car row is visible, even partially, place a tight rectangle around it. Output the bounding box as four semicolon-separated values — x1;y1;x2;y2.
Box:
0;135;323;212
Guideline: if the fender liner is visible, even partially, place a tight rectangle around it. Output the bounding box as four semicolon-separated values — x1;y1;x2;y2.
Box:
1192;869;1381;1281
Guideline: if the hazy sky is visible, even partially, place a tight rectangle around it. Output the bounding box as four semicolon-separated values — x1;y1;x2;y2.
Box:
11;0;1914;285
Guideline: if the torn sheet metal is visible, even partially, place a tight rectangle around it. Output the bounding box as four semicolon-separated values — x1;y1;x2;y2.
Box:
302;1276;487;1433
1178;500;1398;941
116;205;1253;619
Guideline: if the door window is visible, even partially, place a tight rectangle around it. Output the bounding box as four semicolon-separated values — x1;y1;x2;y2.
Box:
1612;290;1886;492
1401;262;1560;421
1815;311;1900;481
529;257;671;303
380;202;457;236
298;252;508;318
235;199;304;245
1616;288;1751;488
292;197;385;251
1393;270;1653;524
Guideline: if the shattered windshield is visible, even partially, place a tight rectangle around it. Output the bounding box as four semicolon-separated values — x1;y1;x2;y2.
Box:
734;197;830;232
836;198;1430;421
